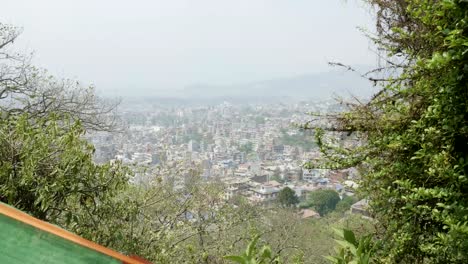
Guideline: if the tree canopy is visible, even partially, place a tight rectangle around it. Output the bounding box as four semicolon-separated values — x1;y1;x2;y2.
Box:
276;187;299;207
335;195;358;213
0;114;139;249
302;190;340;216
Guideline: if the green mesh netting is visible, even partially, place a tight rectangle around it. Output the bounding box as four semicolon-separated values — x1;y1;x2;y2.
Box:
0;213;122;264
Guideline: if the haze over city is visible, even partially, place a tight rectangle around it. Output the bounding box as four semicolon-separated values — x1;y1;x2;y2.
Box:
1;0;377;98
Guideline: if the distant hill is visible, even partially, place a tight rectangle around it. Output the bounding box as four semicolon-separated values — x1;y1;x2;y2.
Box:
177;70;377;100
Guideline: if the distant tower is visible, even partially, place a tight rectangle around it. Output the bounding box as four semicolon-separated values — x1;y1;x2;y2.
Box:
188;140;200;152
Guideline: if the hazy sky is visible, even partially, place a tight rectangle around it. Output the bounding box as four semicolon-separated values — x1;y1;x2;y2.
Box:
1;0;376;96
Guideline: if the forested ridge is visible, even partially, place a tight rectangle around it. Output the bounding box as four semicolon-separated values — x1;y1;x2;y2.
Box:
1;0;468;263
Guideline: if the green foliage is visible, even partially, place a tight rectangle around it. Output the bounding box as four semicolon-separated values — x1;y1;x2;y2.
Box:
314;0;468;262
244;211;374;264
270;173;285;184
0;114;134;249
302;190;341;216
276;187;299;207
134;178;259;263
335;195;358;213
325;229;374;264
224;235;277;264
280;130;316;151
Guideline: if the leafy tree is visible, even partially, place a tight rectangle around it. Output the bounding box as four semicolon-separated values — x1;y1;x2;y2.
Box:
239;142;254;154
303;190;340;216
277;187;299;207
118;171;265;263
235;211;374;264
335;195;358;213
0;114;134;248
280;130;316;151
312;0;468;262
270;174;285;184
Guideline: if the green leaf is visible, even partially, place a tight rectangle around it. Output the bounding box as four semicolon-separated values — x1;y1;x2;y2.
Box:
343;229;358;247
323;255;340;263
224;255;248;264
246;235;260;258
260;245;272;260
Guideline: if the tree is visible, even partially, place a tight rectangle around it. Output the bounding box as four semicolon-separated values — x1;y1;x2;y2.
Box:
313;0;468;263
335;195;358;213
277;187;299;207
303;190;340;216
0;114;136;249
0;23;119;131
226;210;375;264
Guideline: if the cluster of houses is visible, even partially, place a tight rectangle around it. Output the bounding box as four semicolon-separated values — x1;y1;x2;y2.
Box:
221;168;370;219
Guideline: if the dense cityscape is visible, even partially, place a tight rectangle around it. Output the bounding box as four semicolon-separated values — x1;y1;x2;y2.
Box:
89;99;363;212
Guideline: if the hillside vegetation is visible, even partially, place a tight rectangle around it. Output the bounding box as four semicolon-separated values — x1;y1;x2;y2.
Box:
312;0;468;263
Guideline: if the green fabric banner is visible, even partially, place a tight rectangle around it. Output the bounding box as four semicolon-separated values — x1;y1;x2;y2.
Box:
0;213;122;264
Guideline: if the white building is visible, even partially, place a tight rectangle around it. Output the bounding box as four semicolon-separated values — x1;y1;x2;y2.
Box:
251;183;280;202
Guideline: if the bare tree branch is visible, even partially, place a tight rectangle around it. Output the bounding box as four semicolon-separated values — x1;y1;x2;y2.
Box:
0;22;121;132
